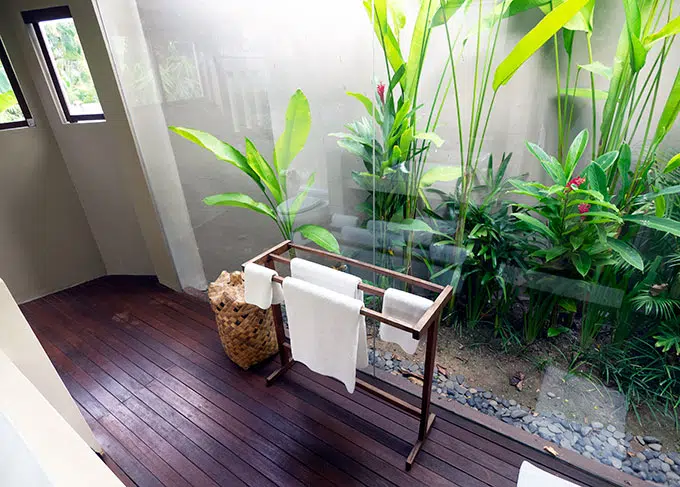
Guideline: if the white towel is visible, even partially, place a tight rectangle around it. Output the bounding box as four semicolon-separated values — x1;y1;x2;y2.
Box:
517;462;581;487
283;277;363;393
380;288;433;355
290;258;368;368
243;263;284;309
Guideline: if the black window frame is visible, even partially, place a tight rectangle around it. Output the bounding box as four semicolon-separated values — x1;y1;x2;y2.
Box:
0;38;33;130
22;6;104;123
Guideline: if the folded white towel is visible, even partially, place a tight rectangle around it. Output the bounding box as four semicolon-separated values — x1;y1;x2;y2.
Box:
517;462;581;487
243;263;284;309
283;277;363;393
290;258;368;368
380;288;433;355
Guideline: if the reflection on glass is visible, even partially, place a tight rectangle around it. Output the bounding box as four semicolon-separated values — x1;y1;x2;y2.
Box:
153;41;203;103
0;65;23;123
39;18;102;116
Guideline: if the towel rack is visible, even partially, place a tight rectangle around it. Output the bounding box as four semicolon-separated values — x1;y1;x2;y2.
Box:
243;240;453;470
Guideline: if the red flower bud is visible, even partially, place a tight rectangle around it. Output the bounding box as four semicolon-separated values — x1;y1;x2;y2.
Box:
565;176;586;193
377;82;386;104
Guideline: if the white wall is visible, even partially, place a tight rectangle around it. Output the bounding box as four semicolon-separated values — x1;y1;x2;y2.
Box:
0;9;104;303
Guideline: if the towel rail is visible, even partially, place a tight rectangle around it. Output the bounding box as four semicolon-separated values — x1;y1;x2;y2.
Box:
243;240;453;470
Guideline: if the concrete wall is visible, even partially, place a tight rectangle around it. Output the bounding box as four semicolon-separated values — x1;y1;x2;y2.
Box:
0;10;104;303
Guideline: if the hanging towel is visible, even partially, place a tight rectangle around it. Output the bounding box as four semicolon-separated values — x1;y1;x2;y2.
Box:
283;277;363;393
243;263;284;309
380;288;433;355
290;258;368;368
517;462;581;487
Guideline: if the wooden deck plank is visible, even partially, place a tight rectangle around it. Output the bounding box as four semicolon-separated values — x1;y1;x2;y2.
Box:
18;276;645;487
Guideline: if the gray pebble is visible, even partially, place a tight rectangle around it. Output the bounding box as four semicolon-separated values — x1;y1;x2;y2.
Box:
547;392;556;398
455;374;465;385
613;431;625;440
644;435;661;444
548;423;564;434
383;351;392;360
649;443;663;452
607;437;618;447
611;458;622;469
511;409;528;419
591;421;604;430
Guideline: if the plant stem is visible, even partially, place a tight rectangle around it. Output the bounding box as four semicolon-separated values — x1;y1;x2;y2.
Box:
586;33;597;160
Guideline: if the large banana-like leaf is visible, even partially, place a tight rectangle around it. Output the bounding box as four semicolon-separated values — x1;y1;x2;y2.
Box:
169;126;262;189
347;92;376;119
363;0;405;77
431;0;466;27
493;0;591;90
203;192;276;220
654;67;680;142
578;62;613;80
0;90;17;113
624;215;680;237
663;152;680;174
295;224;340;254
245;139;283;203
526;141;566;185
559;87;609;99
539;0;595;33
622;0;648;72
405;0;437;102
586;163;608;201
273;89;311;172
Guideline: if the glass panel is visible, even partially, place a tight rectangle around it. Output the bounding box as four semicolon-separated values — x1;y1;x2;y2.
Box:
0;63;24;124
38;18;102;116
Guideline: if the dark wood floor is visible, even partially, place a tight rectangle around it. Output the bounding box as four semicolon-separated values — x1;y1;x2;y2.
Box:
21;276;643;487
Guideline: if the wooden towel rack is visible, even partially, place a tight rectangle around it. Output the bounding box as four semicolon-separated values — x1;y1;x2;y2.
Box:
244;240;453;470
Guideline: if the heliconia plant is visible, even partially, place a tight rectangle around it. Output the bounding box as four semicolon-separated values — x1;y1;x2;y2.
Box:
170;90;340;254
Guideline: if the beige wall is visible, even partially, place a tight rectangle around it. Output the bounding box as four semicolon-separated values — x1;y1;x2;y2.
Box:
0;0;191;300
0;11;104;303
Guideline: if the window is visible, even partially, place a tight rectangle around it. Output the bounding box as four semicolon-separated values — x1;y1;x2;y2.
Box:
0;38;32;130
22;6;103;122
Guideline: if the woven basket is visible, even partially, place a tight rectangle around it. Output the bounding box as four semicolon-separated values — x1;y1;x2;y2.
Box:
208;270;278;370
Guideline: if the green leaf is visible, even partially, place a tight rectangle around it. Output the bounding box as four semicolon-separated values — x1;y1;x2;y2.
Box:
431;0;466;27
586;163;608;200
347;92;376;118
274;89;311;172
0;90;17;113
558;87;608;99
607;238;643;271
493;0;592;90
655;195;666;217
571;251;591;277
526;141;566;185
512;213;558;242
364;0;405;77
565;129;588;181
654;67;680;143
283;173;315;226
617;143;632;197
624;215;680;237
545;245;568;262
644;15;680;46
559;298;577;313
405;0;437;101
578;61;612;79
593;150;619;171
622;0;648;72
169;126;261;188
295;224;340;254
387;219;436;233
635;185;680;203
246;139;283;203
566;211;622;223
663;153;680;174
414;131;444;148
420;165;462;187
548;326;571;337
203;193;276;220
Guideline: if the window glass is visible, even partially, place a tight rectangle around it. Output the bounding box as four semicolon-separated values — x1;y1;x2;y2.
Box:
0;64;24;124
38;18;101;117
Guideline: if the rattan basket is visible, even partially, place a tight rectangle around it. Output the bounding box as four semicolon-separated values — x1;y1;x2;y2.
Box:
208;270;278;370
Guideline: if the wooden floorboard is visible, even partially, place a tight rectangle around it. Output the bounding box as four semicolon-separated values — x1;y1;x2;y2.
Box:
19;276;643;487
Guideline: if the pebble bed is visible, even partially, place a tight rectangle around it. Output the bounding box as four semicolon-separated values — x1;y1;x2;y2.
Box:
368;348;680;486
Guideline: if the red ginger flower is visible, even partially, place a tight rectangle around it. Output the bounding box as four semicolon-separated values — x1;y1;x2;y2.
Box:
377;82;386;104
578;203;591;220
566;176;586;192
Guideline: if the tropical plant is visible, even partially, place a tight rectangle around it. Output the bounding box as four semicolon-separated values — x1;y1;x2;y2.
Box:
170;89;339;253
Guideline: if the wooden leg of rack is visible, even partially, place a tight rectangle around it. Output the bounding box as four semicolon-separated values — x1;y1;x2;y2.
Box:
406;413;436;470
265;359;296;386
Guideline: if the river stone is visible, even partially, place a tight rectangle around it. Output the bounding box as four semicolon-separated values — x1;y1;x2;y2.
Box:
511;409;528;419
649;443;663;452
592;421;604;430
611;458;622;469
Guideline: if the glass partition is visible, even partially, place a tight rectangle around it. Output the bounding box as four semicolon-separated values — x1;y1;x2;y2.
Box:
97;0;680;468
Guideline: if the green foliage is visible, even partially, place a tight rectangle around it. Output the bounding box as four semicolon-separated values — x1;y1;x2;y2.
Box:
170;90;338;253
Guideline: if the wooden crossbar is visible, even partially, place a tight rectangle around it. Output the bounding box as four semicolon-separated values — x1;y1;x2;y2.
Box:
243;240;453;470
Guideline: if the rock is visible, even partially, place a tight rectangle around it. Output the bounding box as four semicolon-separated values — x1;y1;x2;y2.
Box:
606;425;616;433
455;375;465;385
560;439;572;450
409;364;420;373
665;456;676;466
511;409;528;419
454;384;468;395
445;380;455;393
651;472;666;483
649;443;663;452
636;435;645;446
643;449;659;460
548;423;564;434
522;415;535;424
585;445;595;453
611;458;622;469
488;400;499;410
375;356;385;368
401;360;412;369
650;459;663;471
636;453;646;462
538;427;554;440
591;437;603;449
509;399;517;407
591;421;604;430
547;392;556;398
662;463;671;473
607;437;619;447
385;360;393;368
667;471;680;482
469;388;477;394
622;466;635;476
383;351;392;360
643;436;661;445
581;426;593;436
613;431;626;440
